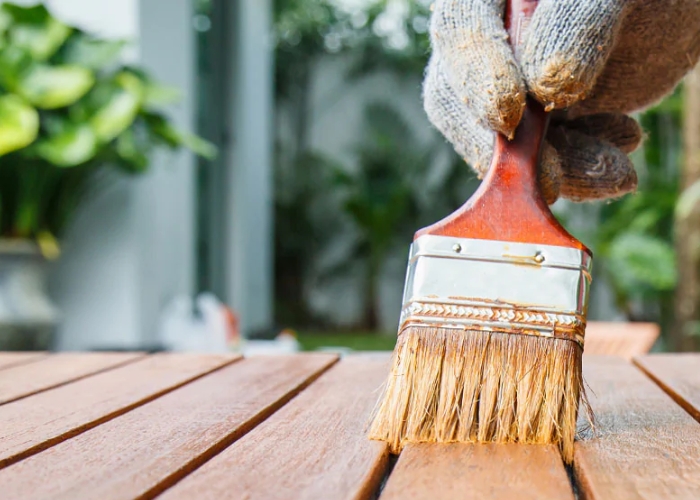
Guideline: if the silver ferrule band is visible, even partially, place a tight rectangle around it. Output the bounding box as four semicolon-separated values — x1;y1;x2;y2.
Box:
399;235;592;347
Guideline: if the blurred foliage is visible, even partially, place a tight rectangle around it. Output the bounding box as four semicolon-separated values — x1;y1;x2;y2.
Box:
275;0;431;101
0;3;215;245
597;91;681;325
327;103;470;328
560;89;683;328
297;330;397;351
273;0;477;328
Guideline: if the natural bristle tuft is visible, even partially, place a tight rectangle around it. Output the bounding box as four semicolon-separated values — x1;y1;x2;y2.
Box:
369;326;591;463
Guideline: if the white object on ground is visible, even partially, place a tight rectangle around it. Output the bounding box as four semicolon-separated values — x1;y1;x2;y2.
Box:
158;293;234;352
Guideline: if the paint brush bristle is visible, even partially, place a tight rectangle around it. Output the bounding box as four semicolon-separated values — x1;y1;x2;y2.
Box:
369;326;592;463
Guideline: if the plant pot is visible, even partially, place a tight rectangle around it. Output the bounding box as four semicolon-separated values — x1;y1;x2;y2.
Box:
0;239;60;351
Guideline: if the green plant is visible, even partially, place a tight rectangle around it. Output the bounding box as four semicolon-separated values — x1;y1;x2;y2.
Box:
272;0;475;329
588;89;682;325
0;3;215;250
324;103;476;329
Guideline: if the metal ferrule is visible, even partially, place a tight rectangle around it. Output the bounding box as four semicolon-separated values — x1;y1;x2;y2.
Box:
399;235;592;347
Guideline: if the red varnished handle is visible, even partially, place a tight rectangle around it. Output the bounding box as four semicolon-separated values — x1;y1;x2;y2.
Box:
416;0;589;254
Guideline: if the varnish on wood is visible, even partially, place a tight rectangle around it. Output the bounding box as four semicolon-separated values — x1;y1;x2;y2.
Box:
0;351;699;498
576;356;700;499
0;353;238;468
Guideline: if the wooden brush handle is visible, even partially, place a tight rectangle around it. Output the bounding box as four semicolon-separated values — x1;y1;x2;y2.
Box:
415;0;589;253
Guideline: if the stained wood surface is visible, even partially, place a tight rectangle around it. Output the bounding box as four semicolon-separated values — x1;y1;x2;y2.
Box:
0;352;145;405
635;353;700;421
380;444;574;500
0;353;238;468
1;349;699;499
0;354;337;500
575;356;700;499
0;352;46;371
584;321;659;359
159;354;391;500
381;443;573;500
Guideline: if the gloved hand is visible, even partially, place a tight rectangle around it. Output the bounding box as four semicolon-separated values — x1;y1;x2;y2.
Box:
424;0;700;203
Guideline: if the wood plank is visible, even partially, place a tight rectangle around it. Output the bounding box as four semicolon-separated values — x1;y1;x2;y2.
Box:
160;354;391;500
0;352;146;405
0;353;238;469
0;352;47;371
381;443;573;500
584;321;659;359
574;355;700;499
634;353;700;422
0;354;337;500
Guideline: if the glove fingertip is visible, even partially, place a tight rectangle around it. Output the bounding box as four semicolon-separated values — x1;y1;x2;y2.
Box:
567;113;644;154
525;57;592;111
487;82;527;138
551;128;639;202
522;0;627;111
539;141;562;205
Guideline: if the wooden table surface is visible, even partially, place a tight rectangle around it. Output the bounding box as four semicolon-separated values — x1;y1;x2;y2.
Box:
0;348;699;499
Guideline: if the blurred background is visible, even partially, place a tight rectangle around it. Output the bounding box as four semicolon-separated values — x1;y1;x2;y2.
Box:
0;0;697;354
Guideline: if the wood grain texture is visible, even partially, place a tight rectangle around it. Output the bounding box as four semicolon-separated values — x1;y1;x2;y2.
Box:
574;356;700;499
0;352;145;405
584;322;659;359
0;353;238;469
381;443;574;500
635;353;700;422
0;354;337;500
160;354;391;500
0;352;47;371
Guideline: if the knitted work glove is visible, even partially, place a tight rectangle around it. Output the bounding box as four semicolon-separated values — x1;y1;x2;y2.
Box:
424;0;700;203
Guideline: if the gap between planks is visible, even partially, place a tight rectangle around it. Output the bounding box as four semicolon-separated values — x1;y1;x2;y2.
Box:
0;353;240;469
0;353;339;500
0;352;147;405
573;355;700;500
634;353;700;422
0;352;48;371
159;353;392;500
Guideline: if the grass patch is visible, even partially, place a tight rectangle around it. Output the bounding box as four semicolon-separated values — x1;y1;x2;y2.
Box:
297;331;396;352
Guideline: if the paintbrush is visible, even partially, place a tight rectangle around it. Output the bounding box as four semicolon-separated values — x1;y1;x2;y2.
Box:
369;0;592;463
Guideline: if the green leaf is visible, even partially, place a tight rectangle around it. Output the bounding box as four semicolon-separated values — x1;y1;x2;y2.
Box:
116;128;149;172
121;67;181;108
89;72;143;142
143;82;181;108
62;34;127;70
607;233;677;294
35;123;97;167
0;46;33;88
0;8;11;38
0;94;39;156
14;64;95;109
2;3;71;60
144;113;217;159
